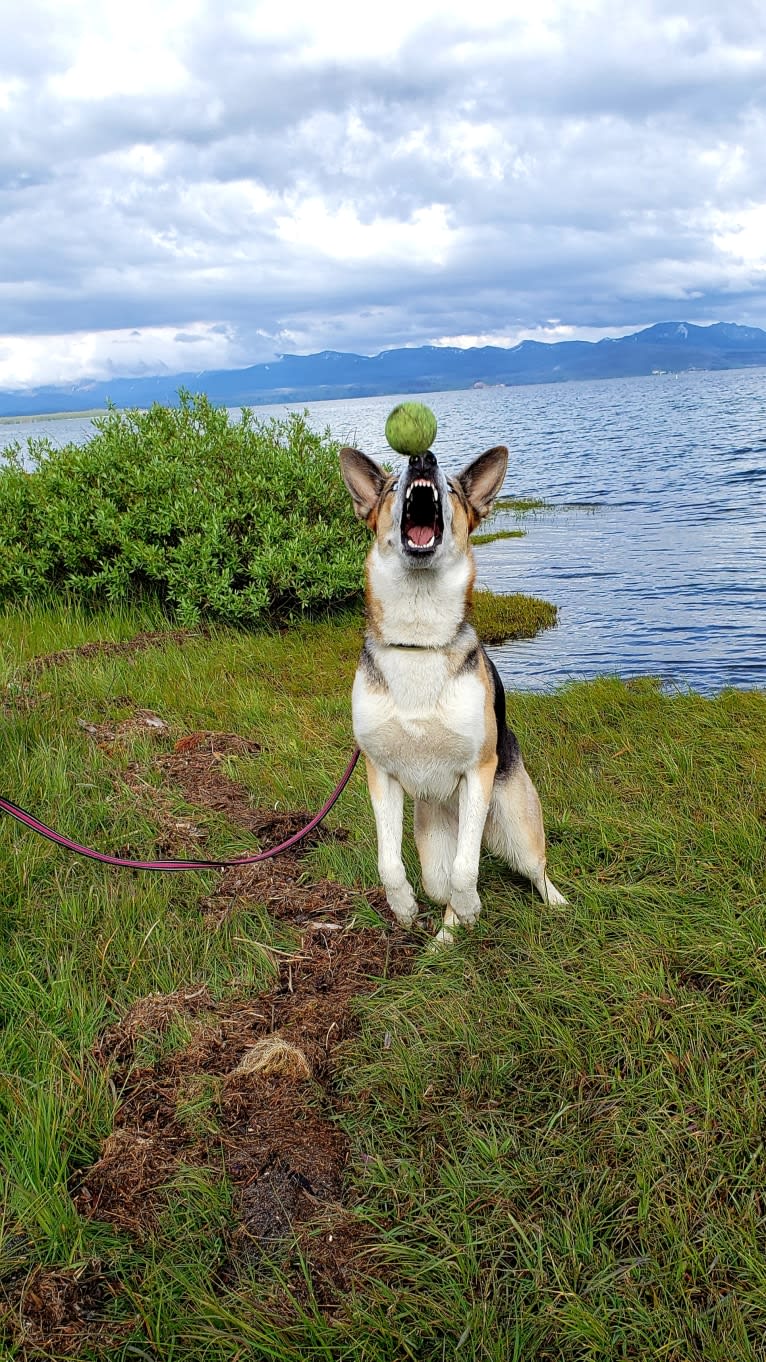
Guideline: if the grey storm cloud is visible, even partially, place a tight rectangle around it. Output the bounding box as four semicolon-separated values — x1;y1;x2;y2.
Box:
1;0;765;385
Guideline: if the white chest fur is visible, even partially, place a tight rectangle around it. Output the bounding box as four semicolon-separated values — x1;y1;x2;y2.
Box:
367;545;472;648
352;646;488;802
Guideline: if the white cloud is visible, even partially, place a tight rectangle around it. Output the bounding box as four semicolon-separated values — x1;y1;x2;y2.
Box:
0;322;248;390
712;204;766;269
275;200;456;265
0;0;765;386
48;0;199;98
430;324;645;349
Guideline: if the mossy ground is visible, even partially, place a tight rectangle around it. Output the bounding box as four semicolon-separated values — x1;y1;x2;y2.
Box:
470;529;526;546
1;600;765;1360
493;496;551;514
472;589;558;643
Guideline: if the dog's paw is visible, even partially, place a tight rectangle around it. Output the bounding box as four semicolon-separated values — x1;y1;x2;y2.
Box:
387;884;419;928
544;885;568;907
427;923;456;951
538;874;568;907
392;906;419;928
449;885;481;926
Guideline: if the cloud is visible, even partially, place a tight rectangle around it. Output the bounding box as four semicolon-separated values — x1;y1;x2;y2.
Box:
0;0;765;386
0;322;248;389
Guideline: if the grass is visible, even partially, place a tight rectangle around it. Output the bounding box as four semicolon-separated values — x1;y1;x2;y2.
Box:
1;601;765;1359
493;496;551;515
472;589;558;643
471;529;527;546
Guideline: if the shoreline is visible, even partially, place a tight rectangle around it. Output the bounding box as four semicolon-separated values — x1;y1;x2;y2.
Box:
0;408;108;425
2;358;766;423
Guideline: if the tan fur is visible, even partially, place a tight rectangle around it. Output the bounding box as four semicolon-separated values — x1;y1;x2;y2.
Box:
364;756;384;801
364;560;384;642
446;487;470;547
477;754;498;802
375;488;396;536
478;652;499;767
484;764;550;887
465;556;476;610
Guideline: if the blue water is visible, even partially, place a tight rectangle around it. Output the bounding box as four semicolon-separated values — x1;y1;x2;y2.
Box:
2;368;765;694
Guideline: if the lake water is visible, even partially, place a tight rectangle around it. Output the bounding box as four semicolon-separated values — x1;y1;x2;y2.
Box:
2;368;765;695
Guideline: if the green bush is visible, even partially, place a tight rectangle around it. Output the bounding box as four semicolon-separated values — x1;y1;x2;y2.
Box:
0;394;368;625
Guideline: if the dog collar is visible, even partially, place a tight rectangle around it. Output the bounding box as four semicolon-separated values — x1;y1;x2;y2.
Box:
378;619;472;652
385;642;443;650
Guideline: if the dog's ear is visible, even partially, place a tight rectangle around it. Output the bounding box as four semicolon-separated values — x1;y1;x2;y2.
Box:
454;446;508;525
339;447;388;522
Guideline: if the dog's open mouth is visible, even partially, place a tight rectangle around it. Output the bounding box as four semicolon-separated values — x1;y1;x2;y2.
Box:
401;479;444;555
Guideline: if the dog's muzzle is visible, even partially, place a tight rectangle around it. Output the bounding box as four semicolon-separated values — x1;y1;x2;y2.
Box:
400;452;444;557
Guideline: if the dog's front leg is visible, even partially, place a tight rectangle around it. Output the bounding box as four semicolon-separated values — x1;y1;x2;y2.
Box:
448;759;497;927
365;757;418;927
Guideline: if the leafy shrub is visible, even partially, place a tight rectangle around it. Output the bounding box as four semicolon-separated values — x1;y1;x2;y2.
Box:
0;394;368;625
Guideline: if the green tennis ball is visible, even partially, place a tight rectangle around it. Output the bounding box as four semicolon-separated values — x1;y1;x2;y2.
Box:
385;401;438;456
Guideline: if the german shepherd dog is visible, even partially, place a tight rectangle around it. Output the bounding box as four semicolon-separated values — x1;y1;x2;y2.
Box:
340;440;566;946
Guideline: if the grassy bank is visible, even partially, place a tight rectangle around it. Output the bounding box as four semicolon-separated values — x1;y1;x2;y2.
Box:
1;602;765;1360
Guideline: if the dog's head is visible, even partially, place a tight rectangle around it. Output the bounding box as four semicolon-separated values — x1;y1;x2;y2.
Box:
339;444;508;568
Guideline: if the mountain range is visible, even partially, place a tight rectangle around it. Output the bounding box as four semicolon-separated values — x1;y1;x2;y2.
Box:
2;321;766;418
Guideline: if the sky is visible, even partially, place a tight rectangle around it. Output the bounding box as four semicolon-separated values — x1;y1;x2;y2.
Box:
1;0;765;389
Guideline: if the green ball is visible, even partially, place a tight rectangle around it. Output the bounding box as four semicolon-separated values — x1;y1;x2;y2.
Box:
384;401;438;456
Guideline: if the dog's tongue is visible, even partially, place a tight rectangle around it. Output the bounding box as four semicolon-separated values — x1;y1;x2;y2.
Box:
408;525;434;547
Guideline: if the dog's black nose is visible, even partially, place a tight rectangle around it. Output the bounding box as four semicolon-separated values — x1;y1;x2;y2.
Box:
408;451;437;475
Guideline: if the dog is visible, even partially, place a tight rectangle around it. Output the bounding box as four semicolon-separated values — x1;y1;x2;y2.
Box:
339;438;566;945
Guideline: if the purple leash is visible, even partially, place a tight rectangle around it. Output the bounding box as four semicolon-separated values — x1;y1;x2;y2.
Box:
0;748;360;871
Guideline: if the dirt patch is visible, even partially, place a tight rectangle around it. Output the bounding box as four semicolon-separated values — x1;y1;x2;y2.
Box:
94;984;214;1066
263;924;411;1076
201;860;385;928
0;1259;129;1358
67;721;413;1323
93;926;412;1097
68;717;366;923
27;628;207;676
76;926;414;1269
76;1128;183;1235
104;727;268;862
3;630;206;714
79;707;170;750
1;678;45;716
151;732;280;836
665;963;734;1004
293;1211;376;1311
127;728;370;924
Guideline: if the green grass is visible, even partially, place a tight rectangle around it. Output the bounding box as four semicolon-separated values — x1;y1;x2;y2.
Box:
471;529;527;546
1;603;765;1359
472;589;558;643
493;496;551;515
